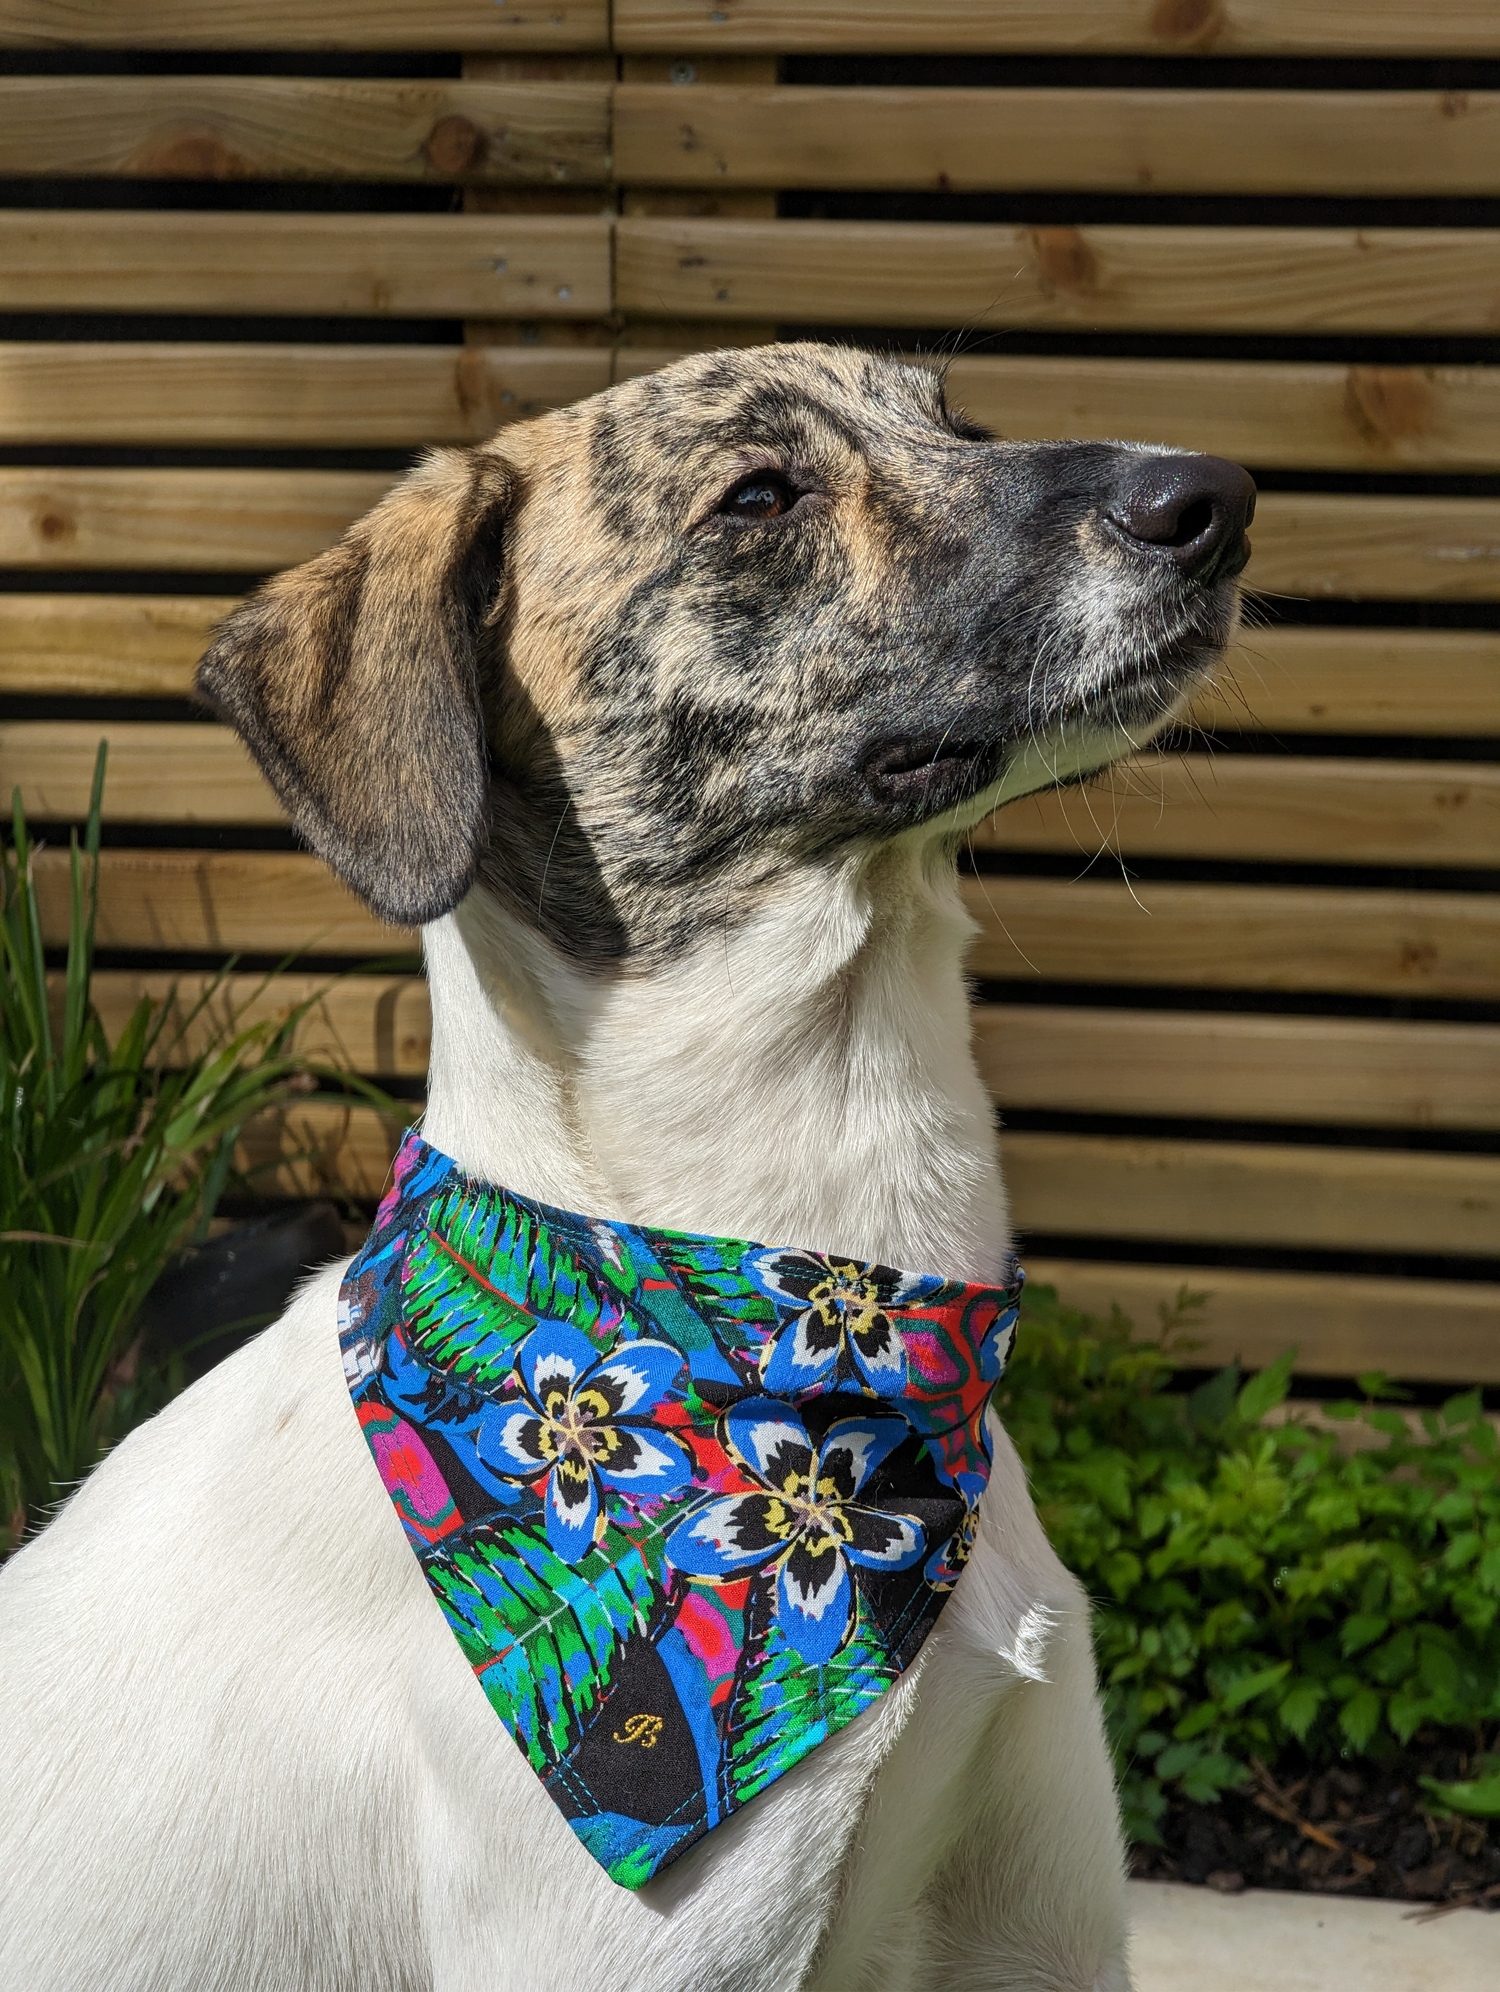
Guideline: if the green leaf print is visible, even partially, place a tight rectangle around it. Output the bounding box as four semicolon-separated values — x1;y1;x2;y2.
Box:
725;1597;896;1809
401;1182;624;1394
401;1193;537;1394
427;1515;673;1773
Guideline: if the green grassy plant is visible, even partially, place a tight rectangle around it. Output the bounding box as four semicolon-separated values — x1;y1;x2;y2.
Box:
1000;1284;1500;1843
0;746;393;1548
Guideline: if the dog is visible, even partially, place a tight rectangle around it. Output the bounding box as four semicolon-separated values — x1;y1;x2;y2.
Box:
0;343;1251;1991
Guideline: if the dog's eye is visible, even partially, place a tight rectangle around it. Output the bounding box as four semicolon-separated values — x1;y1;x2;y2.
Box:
718;472;798;520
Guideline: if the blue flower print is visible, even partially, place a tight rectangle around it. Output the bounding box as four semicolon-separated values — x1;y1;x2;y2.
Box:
477;1322;692;1562
979;1296;1021;1383
752;1250;942;1398
664;1400;925;1665
923;1500;979;1592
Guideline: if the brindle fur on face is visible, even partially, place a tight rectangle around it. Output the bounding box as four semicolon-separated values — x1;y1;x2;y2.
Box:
199;343;1248;961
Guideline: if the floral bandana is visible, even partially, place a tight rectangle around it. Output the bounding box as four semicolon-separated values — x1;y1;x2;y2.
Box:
339;1133;1023;1890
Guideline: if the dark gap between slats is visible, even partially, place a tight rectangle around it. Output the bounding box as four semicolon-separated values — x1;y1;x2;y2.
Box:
779;188;1500;228
5;696;212;721
0;569;301;593
28;821;304;852
782;55;1500;92
82;947;421;976
971;982;1500;1026
0;52;466;79
13;176;1500;228
967;849;1500;893
1238;599;1500;631
1245;470;1500;496
0;446;428;472
784;324;1500;367
1009;1233;1500;1289
0;313;466;344
997;1106;1498;1157
0;178;465;211
1145;731;1500;762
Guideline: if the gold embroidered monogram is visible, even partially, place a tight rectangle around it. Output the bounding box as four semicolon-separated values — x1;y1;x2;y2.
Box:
612;1713;663;1749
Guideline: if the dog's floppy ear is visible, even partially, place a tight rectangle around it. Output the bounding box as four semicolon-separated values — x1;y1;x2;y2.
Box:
196;447;516;927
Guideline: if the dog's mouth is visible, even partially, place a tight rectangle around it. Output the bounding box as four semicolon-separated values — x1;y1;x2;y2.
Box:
1063;584;1241;730
861;737;1003;821
860;579;1242;828
1067;644;1215;729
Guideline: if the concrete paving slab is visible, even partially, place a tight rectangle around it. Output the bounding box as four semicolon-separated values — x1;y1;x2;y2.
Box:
1128;1879;1495;1992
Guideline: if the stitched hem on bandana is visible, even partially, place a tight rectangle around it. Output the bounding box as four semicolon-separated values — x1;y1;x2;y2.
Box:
339;1132;1022;1889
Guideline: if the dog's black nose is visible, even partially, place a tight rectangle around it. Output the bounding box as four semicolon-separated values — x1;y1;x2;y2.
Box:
1106;454;1256;580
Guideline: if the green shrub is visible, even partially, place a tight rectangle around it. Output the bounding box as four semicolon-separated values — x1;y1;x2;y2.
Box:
0;746;389;1548
999;1283;1500;1844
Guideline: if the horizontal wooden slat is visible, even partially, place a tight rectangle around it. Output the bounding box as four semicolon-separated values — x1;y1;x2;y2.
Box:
0;468;391;570
22;344;1500;471
91;969;1500;1130
84;968;1500;1250
613;2;1500;57
0;212;610;318
4;722;278;824
34;848;1495;996
615;218;1500;335
88;971;430;1076
977;1006;1500;1129
961;877;1500;999
1249;491;1500;601
944;354;1500;474
1004;1130;1500;1258
1191;627;1500;734
1026;1258;1500;1387
31;848;403;955
0;595;231;697
612;342;1500;479
5;592;1494;737
0;78;610;182
0;343;612;446
976;755;1500;867
1;1;608;50
616;85;1500;197
234;1101;411;1203
10;727;1498;865
11;468;1500;604
226;1099;1500;1383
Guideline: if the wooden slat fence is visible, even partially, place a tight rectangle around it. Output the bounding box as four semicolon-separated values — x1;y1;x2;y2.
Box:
610;5;1500;58
4;6;1496;1389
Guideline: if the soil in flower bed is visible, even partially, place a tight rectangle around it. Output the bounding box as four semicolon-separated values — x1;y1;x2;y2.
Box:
1129;1744;1500;1911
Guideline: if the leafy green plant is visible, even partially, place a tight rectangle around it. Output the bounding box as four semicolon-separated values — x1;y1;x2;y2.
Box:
0;745;392;1548
999;1284;1500;1844
1422;1755;1500;1820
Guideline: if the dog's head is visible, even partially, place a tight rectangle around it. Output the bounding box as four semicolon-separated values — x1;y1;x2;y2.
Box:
198;343;1252;962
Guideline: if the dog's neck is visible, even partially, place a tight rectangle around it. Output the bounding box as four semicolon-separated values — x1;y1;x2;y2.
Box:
419;839;1009;1284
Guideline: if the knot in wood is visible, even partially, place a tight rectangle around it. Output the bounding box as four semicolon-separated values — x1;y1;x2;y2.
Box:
1344;367;1435;452
127;126;250;180
36;509;76;545
425;115;486;177
1032;227;1099;299
1150;0;1227;48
